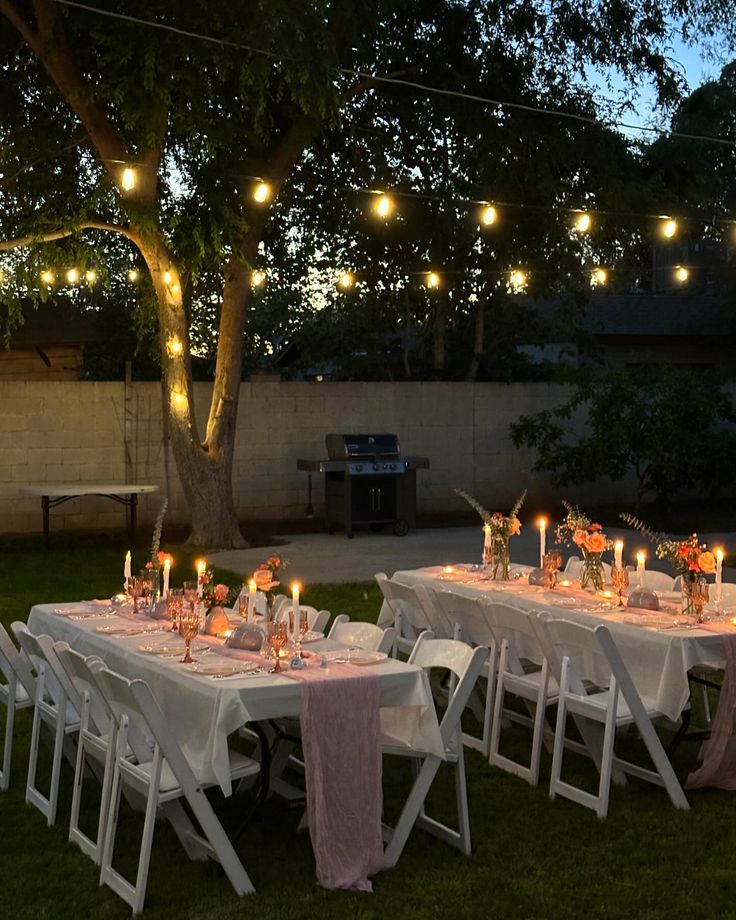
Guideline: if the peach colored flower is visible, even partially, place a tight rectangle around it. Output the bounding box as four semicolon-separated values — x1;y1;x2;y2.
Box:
254;569;273;588
698;552;716;575
586;533;607;554
509;518;521;536
572;529;587;547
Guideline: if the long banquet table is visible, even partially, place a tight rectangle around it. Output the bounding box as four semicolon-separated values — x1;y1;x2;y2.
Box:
379;564;736;722
28;602;443;795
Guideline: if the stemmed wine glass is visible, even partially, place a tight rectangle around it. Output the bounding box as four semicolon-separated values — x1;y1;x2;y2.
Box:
691;579;710;625
267;619;288;672
611;566;629;606
178;603;202;663
183;580;198;608
543;551;563;589
166;587;184;632
128;575;144;615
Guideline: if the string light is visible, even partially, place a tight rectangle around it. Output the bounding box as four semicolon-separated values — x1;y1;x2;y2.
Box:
66;268;79;284
166;336;183;356
425;271;441;289
509;269;527;292
120;167;136;191
252;270;266;287
675;265;689;283
338;271;354;289
172;391;187;410
574;212;592;233
373;194;394;218
591;267;608;286
163;270;172;284
85;269;97;284
480;204;498;226
661;218;678;239
127;268;139;282
40;269;54;285
253;182;271;203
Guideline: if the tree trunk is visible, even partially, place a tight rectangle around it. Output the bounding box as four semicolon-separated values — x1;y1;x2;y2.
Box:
465;293;485;381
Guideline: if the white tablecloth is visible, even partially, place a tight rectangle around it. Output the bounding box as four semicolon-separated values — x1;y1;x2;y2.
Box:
379;566;732;721
29;603;443;795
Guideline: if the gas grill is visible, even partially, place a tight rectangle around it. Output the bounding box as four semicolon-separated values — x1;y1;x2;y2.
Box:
297;433;430;538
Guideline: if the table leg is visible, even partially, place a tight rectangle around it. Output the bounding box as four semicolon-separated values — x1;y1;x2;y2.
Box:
42;496;50;550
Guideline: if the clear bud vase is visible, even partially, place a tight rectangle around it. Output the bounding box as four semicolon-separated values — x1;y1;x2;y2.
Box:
580;553;604;592
682;574;709;624
490;537;511;581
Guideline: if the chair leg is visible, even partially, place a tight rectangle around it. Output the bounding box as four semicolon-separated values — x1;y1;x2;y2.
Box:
453;744;471;855
549;670;568;801
595;689;618;819
1;697;16;792
383;755;441;869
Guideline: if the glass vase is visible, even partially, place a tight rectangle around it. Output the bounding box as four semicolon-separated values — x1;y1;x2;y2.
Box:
580;553;605;592
489;537;511;581
682;574;709;624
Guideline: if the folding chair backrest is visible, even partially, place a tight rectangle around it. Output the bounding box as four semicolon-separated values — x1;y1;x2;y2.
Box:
11;623;66;708
537;617;612;697
0;623;35;699
564;555;581;573
274;604;329;633
375;574;435;639
36;635;85;716
432;590;490;647
54;644;112;737
90;665;159;767
408;633;488;747
483;602;545;671
641;570;675;592
328;616;397;653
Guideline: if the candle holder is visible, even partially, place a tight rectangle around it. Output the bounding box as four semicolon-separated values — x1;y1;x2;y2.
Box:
543;551;563;589
611;566;629;606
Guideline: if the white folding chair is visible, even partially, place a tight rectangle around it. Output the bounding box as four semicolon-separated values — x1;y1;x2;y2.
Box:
565;557;612;580
431;590;497;757
375;574;446;655
328;615;397;654
11;622;80;825
484;602;558;786
0;623;35;791
540;617;689;818
92;665;259;913
53;643;121;865
274;604;329;634
640;570;675;592
382;632;488;868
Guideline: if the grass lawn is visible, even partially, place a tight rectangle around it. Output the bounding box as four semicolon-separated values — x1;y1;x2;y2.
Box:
1;535;736;920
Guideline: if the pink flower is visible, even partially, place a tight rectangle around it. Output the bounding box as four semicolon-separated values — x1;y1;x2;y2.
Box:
572;529;587;547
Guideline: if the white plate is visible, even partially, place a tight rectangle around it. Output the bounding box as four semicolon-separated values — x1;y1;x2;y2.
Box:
187;661;261;677
54;608;116;619
139;643;210;657
623;614;680;629
322;649;388;666
95;625;163;637
301;631;324;643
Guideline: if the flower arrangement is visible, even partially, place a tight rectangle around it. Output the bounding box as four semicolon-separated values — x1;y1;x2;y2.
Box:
557;502;612;591
198;566;232;610
620;514;715;577
253;555;288;590
455;488;526;579
145;550;173;571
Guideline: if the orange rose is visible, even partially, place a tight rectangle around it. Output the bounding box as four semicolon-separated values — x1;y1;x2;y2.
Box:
572;529;587;547
509;518;521;536
698;552;716;575
254;569;272;588
585;533;607;554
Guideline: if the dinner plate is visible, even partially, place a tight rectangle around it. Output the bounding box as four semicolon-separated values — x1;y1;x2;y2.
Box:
139;643;210;657
322;649;388;666
622;614;681;629
187;661;262;677
95;625;164;637
53;608;116;619
301;631;324;643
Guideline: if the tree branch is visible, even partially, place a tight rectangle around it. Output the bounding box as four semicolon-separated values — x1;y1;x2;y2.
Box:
0;0;38;51
0;220;142;251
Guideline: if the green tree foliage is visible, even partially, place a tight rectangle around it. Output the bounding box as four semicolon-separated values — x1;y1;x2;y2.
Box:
510;368;736;510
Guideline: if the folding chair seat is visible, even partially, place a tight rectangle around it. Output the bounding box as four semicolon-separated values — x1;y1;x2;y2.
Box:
375;573;448;656
0;623;35;791
538;617;690;818
328;616;397;654
484;602;558;785
53;642;123;865
382;632;488;868
11;622;80;826
92;665;259;913
432;590;497;757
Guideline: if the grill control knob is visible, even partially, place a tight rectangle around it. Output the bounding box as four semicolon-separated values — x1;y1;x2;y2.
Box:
355;464;363;472
389;463;396;470
382;464;388;469
373;464;380;471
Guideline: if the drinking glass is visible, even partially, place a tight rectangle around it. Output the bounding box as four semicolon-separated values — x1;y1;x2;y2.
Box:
139;569;155;614
543;551;563;589
128;575;144;615
183;580;199;608
267;619;288;672
166;587;184;632
611;566;629;606
178;604;202;663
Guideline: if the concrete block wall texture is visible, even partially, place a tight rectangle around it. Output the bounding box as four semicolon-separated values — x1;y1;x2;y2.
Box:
2;379;734;536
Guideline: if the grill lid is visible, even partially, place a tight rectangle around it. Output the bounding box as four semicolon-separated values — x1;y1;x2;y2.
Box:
325;433;401;460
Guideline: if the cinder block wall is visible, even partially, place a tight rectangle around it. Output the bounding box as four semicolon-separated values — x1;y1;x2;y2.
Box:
2;379;722;535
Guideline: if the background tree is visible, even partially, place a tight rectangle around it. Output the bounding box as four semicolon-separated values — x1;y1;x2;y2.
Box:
0;0;703;546
510;367;736;512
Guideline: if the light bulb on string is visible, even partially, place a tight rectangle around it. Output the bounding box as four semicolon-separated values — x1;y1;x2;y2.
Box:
480;204;498;226
661;218;678;239
120;167;136;192
253;182;271;204
338;271;354;289
66;268;79;284
85;269;97;284
163;270;172;285
373;194;394;218
166;336;183;357
591;267;608;287
172;391;187;410
40;269;54;285
675;265;689;283
574;212;591;233
252;270;266;287
128;268;139;282
509;269;527;292
425;271;441;289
